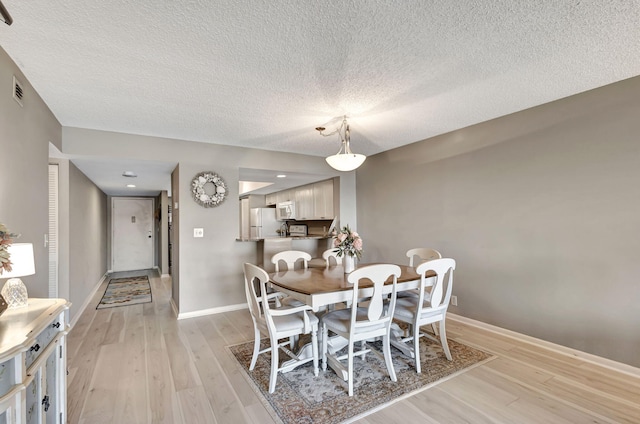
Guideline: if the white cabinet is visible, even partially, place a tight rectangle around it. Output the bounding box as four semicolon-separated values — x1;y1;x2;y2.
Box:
296;179;334;220
313;179;334;219
0;299;69;424
295;186;314;220
276;189;294;204
266;179;334;220
265;193;277;206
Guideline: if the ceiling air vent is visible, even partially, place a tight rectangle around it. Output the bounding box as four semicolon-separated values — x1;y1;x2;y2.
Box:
13;76;23;107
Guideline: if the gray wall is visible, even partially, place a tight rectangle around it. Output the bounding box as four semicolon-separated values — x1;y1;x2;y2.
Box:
68;162;108;319
0;47;61;298
357;76;640;367
1;48;108;322
61;128;357;315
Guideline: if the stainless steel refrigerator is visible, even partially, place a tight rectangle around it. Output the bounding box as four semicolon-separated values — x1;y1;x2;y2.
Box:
250;208;279;239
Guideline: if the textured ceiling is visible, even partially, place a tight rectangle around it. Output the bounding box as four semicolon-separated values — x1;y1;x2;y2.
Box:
2;1;640;193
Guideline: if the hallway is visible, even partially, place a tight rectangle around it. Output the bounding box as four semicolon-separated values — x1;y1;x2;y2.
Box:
66;270;269;423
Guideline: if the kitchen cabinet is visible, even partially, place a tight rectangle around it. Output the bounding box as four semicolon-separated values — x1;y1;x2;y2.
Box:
265;193;277;206
295;186;314;220
0;298;69;424
276;189;294;204
265;178;334;220
313;179;334;219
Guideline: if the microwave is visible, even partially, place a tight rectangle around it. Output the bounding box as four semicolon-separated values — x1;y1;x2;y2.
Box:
276;201;296;221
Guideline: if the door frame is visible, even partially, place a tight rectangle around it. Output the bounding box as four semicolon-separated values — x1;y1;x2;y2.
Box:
111;197;155;272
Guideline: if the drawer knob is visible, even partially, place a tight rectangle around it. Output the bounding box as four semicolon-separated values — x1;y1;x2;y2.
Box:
42;395;50;412
30;344;40;352
52;322;61;328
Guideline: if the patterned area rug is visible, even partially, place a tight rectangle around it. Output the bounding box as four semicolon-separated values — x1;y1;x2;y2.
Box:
96;275;152;309
228;332;493;423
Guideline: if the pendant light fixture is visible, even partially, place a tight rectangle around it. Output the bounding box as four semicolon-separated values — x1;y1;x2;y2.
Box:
0;0;13;26
316;116;366;172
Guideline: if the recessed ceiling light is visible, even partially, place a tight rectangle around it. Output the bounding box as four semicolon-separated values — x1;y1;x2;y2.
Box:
276;174;287;178
122;171;137;177
126;184;136;188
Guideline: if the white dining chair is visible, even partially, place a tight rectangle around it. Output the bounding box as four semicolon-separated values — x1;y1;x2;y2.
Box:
271;250;312;309
322;249;343;268
406;247;441;267
399;247;442;299
321;264;401;396
271;250;312;272
243;262;319;393
391;258;456;373
308;248;343;269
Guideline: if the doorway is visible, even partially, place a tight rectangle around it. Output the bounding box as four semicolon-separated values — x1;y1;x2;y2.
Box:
112;197;154;272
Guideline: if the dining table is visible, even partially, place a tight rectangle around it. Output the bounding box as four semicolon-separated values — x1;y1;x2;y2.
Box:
268;263;430;311
268;263;435;378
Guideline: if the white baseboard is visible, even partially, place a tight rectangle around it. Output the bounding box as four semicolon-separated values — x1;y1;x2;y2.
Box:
170;297;179;318
69;272;108;329
176;303;248;320
448;313;640;377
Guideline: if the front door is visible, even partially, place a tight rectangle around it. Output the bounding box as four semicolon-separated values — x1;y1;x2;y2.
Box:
112;197;154;271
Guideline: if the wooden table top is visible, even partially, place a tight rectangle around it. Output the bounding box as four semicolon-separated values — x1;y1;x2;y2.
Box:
268;264;423;296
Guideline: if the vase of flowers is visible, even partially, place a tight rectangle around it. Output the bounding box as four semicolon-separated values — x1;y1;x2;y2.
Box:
332;225;363;274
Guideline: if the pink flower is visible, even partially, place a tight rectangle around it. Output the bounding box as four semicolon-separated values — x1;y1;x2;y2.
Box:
354;238;363;251
332;224;363;259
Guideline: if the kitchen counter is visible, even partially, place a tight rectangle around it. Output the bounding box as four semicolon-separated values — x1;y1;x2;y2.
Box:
236;235;330;242
238;236;333;272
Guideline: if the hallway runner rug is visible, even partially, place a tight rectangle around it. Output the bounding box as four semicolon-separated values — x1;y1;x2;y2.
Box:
96;275;152;309
228;334;493;424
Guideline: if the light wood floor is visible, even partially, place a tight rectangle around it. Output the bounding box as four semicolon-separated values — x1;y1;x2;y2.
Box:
67;270;640;423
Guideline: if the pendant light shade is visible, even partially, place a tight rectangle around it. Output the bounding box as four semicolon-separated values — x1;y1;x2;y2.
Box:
316;116;367;172
325;152;367;172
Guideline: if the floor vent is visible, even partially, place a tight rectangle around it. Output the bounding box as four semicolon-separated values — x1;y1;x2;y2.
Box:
13;75;23;107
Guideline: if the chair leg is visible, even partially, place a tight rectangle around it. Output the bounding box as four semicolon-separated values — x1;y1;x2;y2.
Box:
413;324;421;374
321;323;328;372
268;338;279;394
347;341;354;396
382;334;397;382
439;320;452;361
249;327;261;371
311;327;319;376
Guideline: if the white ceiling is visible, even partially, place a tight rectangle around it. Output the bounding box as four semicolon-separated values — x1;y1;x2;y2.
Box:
3;1;640;195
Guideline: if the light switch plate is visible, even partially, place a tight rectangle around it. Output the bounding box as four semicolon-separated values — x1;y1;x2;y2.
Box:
194;228;204;238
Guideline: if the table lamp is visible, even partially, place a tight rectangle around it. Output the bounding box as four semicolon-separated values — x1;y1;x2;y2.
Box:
1;243;35;309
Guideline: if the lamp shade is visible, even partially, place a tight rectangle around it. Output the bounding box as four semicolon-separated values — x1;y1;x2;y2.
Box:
1;243;35;309
326;153;367;172
1;243;35;278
